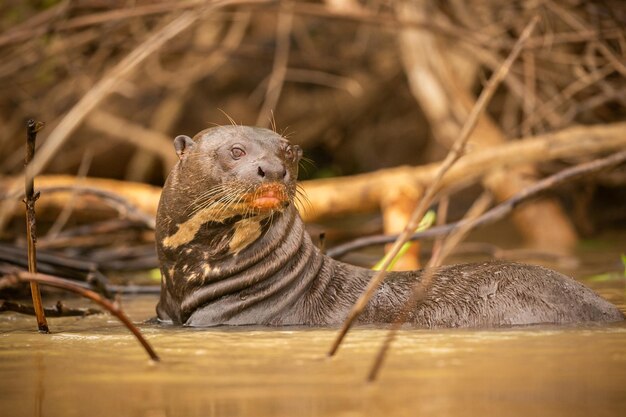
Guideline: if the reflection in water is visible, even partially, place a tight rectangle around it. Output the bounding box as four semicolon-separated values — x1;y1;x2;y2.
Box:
35;353;44;417
0;281;625;416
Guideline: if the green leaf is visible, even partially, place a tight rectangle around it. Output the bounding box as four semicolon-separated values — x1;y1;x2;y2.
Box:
372;210;436;271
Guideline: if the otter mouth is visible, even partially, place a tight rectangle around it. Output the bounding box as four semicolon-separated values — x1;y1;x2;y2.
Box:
248;183;288;211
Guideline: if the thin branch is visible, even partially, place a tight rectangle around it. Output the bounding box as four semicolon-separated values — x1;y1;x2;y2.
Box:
521;63;615;132
27;13;200;180
0;0;271;48
292;2;505;48
24;119;49;334
367;192;493;381
430;195;449;261
17;272;160;362
46;149;93;238
256;5;294;126
328;15;539;357
327;149;626;258
42;186;156;229
292;2;623;49
86;110;178;167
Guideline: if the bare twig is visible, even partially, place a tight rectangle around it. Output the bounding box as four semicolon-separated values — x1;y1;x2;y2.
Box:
0;242;109;288
24;119;49;334
292;2;499;48
328;16;539;357
86;110;178;168
0;0;271;48
285;69;364;96
0;1;70;48
27;12;200;180
46;149;93;238
545;0;626;77
521;64;615;132
18;272;160;362
256;5;294;126
430;195;449;261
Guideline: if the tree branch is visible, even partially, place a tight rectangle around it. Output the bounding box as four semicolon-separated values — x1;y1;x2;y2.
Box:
327;150;626;258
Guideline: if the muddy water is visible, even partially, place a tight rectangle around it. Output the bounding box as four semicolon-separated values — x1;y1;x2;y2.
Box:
1;263;626;416
1;287;625;417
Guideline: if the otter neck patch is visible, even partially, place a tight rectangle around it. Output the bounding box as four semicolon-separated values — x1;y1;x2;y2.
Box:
229;217;263;255
162;205;241;249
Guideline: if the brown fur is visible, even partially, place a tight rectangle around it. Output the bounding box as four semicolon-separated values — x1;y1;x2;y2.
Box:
156;126;624;327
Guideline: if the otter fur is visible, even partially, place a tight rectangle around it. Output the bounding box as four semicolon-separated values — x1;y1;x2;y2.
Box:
156;126;624;327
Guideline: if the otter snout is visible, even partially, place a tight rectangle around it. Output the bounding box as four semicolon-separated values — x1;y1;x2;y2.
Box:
257;162;287;182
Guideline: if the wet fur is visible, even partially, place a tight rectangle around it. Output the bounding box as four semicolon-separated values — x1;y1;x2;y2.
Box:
156;126;624;327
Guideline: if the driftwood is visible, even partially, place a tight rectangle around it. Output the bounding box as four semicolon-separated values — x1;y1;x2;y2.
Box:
1;177;161;226
1;121;624;228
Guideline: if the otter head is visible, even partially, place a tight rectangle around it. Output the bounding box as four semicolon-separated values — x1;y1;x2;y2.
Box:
171;126;302;222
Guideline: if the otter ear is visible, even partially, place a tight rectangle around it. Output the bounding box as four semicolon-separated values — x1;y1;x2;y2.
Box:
174;135;195;160
293;145;303;161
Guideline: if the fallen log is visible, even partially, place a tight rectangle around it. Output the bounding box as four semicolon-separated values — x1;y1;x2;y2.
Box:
0;122;624;224
301;122;626;221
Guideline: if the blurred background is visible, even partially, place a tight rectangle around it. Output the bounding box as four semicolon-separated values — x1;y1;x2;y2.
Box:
0;0;625;266
0;1;622;176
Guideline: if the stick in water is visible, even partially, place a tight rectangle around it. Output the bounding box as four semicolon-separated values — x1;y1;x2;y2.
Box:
24;119;49;333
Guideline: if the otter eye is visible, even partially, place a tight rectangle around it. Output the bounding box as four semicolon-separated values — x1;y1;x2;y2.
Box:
231;147;245;159
285;146;294;160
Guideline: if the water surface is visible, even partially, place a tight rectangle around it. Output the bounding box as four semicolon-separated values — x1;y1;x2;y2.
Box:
1;281;625;417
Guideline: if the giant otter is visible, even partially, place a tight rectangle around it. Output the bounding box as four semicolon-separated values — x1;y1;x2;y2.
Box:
156;126;624;327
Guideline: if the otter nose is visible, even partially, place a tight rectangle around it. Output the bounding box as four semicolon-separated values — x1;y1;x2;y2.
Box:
257;163;287;182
